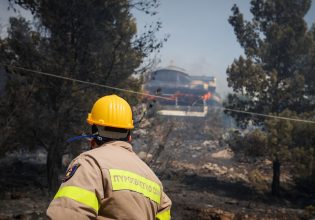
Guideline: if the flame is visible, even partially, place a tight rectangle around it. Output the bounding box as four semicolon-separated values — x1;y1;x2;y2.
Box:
202;92;212;101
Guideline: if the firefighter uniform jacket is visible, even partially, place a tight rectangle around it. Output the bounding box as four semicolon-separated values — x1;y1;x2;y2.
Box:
47;141;172;220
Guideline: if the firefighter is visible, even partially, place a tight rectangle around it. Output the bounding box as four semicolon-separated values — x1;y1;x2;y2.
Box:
46;94;172;220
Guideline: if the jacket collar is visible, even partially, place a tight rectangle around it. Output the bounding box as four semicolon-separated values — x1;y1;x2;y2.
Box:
106;141;133;152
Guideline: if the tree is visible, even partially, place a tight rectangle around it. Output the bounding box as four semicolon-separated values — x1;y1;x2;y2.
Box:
226;0;315;196
0;0;165;191
227;0;314;124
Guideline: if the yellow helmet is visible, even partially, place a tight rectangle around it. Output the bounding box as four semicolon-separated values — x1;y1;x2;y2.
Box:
87;95;134;129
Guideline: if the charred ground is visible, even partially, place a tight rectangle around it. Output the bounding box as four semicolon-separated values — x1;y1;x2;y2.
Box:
0;112;314;220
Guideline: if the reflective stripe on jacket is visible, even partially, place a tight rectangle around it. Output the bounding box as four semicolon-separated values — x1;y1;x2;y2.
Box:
47;141;172;220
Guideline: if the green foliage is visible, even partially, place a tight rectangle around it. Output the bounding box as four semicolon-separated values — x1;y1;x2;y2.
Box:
0;0;164;190
265;109;295;159
226;0;315;126
232;109;315;193
244;129;268;157
226;129;268;157
226;0;315;195
266;111;315;195
264;110;315;175
0;17;47;155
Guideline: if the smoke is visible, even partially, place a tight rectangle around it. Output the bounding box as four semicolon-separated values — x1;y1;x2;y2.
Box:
178;57;232;99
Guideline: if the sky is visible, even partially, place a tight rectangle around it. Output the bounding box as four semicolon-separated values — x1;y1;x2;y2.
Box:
1;0;315;96
133;0;315;96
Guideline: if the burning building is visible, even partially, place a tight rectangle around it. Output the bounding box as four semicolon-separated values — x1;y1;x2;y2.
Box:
143;66;220;106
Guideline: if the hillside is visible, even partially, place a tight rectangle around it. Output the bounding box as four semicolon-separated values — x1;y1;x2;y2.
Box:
0;111;314;219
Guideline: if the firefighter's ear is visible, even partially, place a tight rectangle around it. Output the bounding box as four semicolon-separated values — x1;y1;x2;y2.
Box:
90;139;97;149
128;135;132;142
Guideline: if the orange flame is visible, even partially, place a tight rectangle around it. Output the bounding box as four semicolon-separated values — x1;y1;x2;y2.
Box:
202;92;212;101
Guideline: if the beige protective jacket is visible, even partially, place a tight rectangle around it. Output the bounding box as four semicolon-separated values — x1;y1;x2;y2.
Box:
47;141;172;220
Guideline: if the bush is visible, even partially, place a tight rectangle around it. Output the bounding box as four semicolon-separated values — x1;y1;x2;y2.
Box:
243;129;268;157
226;129;268;157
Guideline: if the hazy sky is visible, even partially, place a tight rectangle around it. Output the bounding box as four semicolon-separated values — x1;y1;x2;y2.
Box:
133;0;315;96
1;0;315;96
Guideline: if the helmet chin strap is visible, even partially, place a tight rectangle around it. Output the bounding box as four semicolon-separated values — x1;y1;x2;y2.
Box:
66;128;131;150
66;134;95;143
66;133;127;148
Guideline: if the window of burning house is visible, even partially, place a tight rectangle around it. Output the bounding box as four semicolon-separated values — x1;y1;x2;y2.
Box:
152;69;191;85
177;74;190;84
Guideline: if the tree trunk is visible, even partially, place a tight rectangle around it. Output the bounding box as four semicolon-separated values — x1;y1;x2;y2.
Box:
47;141;63;193
272;157;281;196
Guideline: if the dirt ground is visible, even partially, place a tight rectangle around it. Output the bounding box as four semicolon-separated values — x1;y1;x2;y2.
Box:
0;116;314;219
160;165;307;220
0;149;313;220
